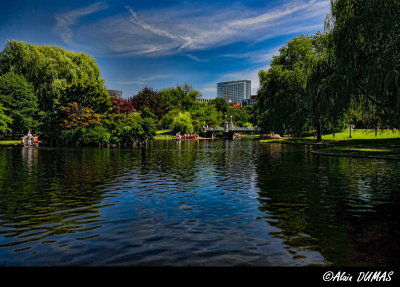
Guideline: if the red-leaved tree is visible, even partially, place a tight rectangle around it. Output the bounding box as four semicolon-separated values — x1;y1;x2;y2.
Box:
111;97;135;113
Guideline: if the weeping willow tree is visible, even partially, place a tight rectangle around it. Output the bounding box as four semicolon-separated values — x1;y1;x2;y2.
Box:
0;40;111;141
0;104;12;131
0;40;107;113
306;56;352;141
327;0;400;128
256;35;317;136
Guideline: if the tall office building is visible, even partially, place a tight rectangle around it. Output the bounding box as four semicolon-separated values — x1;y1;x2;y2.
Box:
108;90;123;98
217;80;251;104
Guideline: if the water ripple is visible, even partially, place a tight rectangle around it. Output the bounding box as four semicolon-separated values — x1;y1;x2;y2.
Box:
0;141;399;266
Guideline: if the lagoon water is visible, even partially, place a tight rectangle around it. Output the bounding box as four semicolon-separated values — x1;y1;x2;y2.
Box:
0;140;399;266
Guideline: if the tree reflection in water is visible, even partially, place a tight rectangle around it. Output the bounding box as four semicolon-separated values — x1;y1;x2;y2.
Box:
0;141;399;266
255;143;400;266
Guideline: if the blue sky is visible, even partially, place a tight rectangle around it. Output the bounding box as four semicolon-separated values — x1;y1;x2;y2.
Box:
0;0;331;98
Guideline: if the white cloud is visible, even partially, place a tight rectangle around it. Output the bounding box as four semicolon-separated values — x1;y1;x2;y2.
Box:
185;54;209;63
56;0;330;56
220;46;281;64
55;2;108;46
116;74;171;85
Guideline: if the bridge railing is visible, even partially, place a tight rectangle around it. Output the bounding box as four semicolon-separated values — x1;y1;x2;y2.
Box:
204;127;224;132
203;126;261;132
228;127;261;132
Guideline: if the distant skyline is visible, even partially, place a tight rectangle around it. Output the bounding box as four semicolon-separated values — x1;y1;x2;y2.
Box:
0;0;331;98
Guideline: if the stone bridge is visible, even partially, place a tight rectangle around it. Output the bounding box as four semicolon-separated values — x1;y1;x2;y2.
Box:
203;121;260;139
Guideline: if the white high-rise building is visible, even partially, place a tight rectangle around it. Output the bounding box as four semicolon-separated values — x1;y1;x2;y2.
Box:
217;80;251;104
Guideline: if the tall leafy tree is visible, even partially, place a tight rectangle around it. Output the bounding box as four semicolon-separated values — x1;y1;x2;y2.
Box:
0;40;106;113
103;112;155;144
130;86;165;120
111;96;135;114
0;72;39;136
304;33;351;141
59;102;103;130
160;109;181;130
0;104;12;131
256;35;316;136
61;79;111;114
160;83;201;112
328;0;400;127
189;102;223;132
209;97;229;115
226;105;255;127
170;112;194;134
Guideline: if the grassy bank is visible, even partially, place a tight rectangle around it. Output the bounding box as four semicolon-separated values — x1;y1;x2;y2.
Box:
0;140;20;146
154;130;175;140
300;129;400;141
260;129;400;159
260;129;400;144
311;146;400;160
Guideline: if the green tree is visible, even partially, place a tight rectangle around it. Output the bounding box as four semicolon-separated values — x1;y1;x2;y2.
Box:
305;57;332;141
160;109;182;130
59;102;103;130
80;126;110;145
209;97;229;114
170;112;194;134
0;40;106;113
0;72;39;136
139;107;157;140
61;79;111;114
103;111;156;144
256;35;316;136
189;102;223;132
160;83;201;112
60;126;110;146
130;86;166;121
0;104;12;131
328;0;400;127
226;105;254;127
304;33;351;141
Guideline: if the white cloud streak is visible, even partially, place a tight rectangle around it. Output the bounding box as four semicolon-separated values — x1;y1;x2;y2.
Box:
55;2;108;46
116;74;171;85
220;46;281;64
56;0;330;56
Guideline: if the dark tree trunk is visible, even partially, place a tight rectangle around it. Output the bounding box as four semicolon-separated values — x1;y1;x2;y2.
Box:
316;121;322;142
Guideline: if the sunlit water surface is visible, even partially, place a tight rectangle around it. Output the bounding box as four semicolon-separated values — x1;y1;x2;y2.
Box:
0;140;399;266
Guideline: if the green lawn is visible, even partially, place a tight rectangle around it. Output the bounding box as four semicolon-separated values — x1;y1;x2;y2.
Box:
300;129;400;140
154;130;175;139
313;145;400;159
0;140;20;146
261;129;400;144
240;134;261;138
260;129;400;159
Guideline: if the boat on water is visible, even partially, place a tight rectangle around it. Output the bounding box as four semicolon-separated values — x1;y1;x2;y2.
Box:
21;131;39;147
175;132;199;140
233;132;241;139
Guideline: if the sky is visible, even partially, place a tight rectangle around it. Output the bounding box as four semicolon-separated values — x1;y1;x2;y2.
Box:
0;0;331;99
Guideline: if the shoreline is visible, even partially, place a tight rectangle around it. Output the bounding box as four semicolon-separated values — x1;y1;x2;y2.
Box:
260;137;400;160
311;150;400;161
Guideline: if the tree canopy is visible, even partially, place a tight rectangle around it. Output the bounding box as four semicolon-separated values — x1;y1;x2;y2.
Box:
256;35;316;136
0;72;39;135
130;86;165;120
328;0;400;127
170;112;194;134
0;40;106;113
160;83;201;112
0;104;12;131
